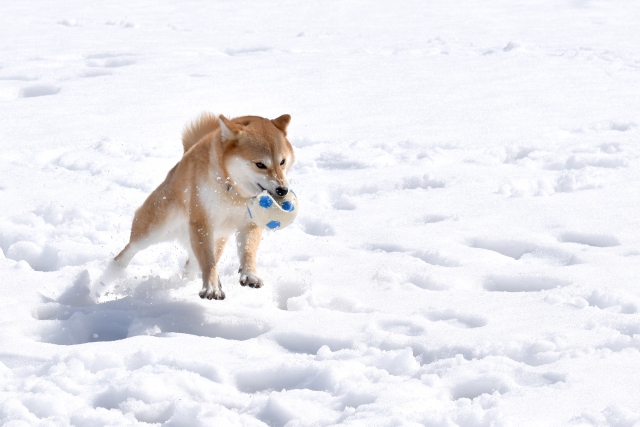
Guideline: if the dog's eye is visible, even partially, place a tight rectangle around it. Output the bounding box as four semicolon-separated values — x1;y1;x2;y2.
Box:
280;159;285;166
255;162;267;169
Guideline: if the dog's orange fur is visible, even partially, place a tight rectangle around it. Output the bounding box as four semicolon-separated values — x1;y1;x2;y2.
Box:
114;113;294;300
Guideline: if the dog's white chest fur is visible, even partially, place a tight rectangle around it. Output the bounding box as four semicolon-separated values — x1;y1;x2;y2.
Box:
196;180;250;237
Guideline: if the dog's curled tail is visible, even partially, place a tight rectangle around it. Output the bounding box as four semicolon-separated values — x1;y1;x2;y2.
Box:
182;112;220;153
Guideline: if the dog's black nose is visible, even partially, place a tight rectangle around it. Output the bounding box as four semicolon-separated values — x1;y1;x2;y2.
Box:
275;186;289;197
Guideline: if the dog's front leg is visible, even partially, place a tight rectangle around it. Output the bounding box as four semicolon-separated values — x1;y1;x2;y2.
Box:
237;223;263;288
189;210;224;300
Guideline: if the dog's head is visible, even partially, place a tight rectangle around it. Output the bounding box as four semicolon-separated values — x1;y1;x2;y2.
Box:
220;114;295;199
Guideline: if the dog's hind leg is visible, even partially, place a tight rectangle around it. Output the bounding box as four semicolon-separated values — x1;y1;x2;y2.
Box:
237;224;263;288
114;242;139;268
183;237;226;280
188;201;225;300
114;231;160;268
107;236;154;288
114;191;173;268
214;237;228;263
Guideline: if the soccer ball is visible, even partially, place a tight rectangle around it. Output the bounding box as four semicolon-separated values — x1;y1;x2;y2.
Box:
247;190;299;230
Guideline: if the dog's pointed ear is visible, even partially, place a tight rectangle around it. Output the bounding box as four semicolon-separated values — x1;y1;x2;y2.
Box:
271;114;291;135
218;114;241;141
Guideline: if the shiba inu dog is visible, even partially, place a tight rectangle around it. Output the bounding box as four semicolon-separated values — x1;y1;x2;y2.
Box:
114;113;295;300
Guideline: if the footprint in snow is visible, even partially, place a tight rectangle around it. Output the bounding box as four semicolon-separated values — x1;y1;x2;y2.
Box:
299;217;335;236
503;147;534;163
583;290;638;314
608;121;636;131
421;214;450;224
400;174;445;190
20;84;60;98
81;69;113;78
413;249;459;267
378;319;425;336
273;280;308;310
450;376;512;400
0;75;38;81
225;47;272;56
599;142;625;154
471;238;580;265
614;321;640;337
4;241;60;271
105;21;136;29
87;57;136;68
86;52;137;68
426;309;487;328
234;362;334;395
564;154;627;169
332;194;357;210
368;243;459;267
559;231;620;248
484;275;570;292
545;152;628;171
579;120;636;133
315;152;368;170
274;331;351;355
57;19;80;27
505;340;561;366
407;273;448;291
471;238;537;260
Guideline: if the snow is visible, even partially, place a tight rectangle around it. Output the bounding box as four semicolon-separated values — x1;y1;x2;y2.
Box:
1;0;640;425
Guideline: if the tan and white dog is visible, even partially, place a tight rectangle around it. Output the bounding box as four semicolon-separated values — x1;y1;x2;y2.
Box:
114;113;295;300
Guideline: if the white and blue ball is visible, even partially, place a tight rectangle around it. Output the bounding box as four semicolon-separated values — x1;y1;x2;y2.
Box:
247;190;298;230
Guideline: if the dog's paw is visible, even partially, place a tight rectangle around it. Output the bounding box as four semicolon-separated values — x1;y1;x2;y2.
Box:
199;287;226;300
240;271;264;288
199;281;225;300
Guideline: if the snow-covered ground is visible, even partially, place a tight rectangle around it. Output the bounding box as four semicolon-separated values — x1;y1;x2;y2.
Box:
2;1;640;425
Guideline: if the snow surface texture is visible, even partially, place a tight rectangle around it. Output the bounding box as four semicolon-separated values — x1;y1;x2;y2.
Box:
1;1;640;426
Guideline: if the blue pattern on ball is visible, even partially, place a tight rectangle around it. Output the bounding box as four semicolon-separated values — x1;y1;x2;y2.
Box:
281;201;294;212
259;195;273;208
247;207;253;218
266;220;281;229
